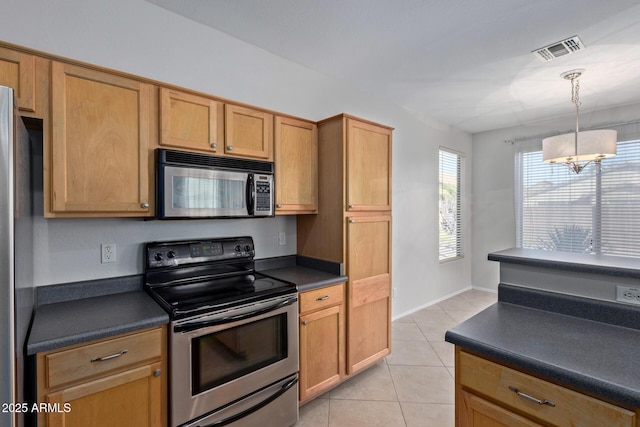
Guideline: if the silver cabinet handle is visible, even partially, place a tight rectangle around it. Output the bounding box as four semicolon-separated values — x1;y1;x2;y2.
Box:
316;296;330;301
276;204;282;208
508;386;555;407
91;350;128;363
349;219;355;223
141;202;149;209
153;369;161;377
348;204;354;209
211;143;217;149
227;145;233;151
302;320;308;326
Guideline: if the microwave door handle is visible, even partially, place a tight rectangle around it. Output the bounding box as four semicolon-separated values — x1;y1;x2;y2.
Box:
195;376;298;427
174;296;297;333
246;173;254;215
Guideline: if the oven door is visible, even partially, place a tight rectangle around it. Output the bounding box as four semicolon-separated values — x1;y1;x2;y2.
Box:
171;294;299;427
159;164;251;218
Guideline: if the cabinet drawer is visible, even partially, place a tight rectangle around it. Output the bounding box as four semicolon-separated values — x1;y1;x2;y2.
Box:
459;351;635;427
300;283;344;314
45;328;162;389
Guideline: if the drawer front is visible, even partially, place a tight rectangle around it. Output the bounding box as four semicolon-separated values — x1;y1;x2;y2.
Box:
459;351;635;427
300;283;344;314
46;328;162;389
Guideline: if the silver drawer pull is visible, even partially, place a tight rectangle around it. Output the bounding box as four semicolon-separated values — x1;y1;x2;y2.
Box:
316;296;330;301
508;386;555;407
227;145;233;151
91;350;128;363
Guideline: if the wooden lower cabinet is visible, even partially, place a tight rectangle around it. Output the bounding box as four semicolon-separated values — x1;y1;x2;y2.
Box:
346;214;392;374
36;326;167;427
298;283;345;402
456;348;637;427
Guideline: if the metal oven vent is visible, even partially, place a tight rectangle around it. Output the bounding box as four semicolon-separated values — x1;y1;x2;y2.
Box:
533;36;585;62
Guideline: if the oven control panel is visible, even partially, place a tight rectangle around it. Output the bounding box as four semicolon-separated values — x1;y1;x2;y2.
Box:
146;237;255;268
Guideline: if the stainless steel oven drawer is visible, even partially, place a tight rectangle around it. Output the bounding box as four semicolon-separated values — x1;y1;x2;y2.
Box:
183;374;298;427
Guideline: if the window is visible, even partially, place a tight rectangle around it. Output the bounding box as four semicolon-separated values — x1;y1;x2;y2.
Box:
516;136;640;257
439;148;463;261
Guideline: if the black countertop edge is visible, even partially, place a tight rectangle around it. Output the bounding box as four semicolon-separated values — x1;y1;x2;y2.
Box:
255;255;344;276
488;248;640;279
445;330;640;408
499;283;640;331
27;315;168;355
36;274;143;306
27;290;169;355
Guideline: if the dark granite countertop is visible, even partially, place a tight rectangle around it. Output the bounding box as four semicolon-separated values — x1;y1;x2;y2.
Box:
256;255;347;292
489;247;640;279
446;284;640;408
27;276;169;355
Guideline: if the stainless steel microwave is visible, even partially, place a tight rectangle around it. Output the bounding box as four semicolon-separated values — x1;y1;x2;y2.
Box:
156;149;274;219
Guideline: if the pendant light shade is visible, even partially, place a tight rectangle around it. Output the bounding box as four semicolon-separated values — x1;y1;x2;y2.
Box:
542;70;617;173
542;129;617;163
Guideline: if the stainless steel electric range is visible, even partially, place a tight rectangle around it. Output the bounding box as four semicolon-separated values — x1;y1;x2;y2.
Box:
144;236;299;427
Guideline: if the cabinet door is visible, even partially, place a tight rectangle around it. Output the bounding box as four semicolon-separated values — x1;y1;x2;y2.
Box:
46;362;163;427
159;88;224;154
224;104;273;160
346;119;392;212
459;390;545;427
346;214;392;374
50;62;152;215
0;46;35;112
274;116;317;214
299;304;345;402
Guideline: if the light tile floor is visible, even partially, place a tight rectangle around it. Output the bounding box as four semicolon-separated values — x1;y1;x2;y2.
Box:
295;289;498;427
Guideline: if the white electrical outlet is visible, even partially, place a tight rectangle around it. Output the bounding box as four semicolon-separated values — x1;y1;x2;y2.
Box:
393;287;398;298
101;243;116;263
616;285;640;306
278;232;286;246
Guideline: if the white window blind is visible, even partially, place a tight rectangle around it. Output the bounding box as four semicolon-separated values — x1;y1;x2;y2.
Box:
516;127;640;257
439;148;463;260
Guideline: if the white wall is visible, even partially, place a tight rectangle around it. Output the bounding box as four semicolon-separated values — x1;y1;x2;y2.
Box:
471;102;640;291
0;0;472;317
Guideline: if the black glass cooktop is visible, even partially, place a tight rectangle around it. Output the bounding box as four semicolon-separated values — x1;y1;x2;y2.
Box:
146;272;296;319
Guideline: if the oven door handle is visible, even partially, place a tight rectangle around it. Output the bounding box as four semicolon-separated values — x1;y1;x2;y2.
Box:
174;296;298;333
194;376;298;427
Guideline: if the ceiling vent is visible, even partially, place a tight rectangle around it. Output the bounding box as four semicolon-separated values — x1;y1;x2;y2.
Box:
532;36;585;62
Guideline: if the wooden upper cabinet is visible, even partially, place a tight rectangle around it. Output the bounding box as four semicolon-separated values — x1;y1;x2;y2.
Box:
274;116;318;214
49;62;153;216
225;104;273;160
346;119;392;212
159;87;224;154
0;46;35;112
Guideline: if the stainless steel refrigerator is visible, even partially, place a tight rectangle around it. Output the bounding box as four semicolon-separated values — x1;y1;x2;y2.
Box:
0;85;35;427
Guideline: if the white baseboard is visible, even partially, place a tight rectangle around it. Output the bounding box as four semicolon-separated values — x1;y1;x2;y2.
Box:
392;286;472;321
471;285;498;294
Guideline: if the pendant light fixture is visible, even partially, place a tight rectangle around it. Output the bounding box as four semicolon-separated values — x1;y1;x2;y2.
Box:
542;69;617;174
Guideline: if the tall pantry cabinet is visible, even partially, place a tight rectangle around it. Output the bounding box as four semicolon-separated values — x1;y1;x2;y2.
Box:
297;114;393;375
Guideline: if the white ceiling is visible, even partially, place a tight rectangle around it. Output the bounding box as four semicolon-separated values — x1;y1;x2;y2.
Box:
146;0;640;134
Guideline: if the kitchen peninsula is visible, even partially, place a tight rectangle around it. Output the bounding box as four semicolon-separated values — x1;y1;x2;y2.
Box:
446;248;640;426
